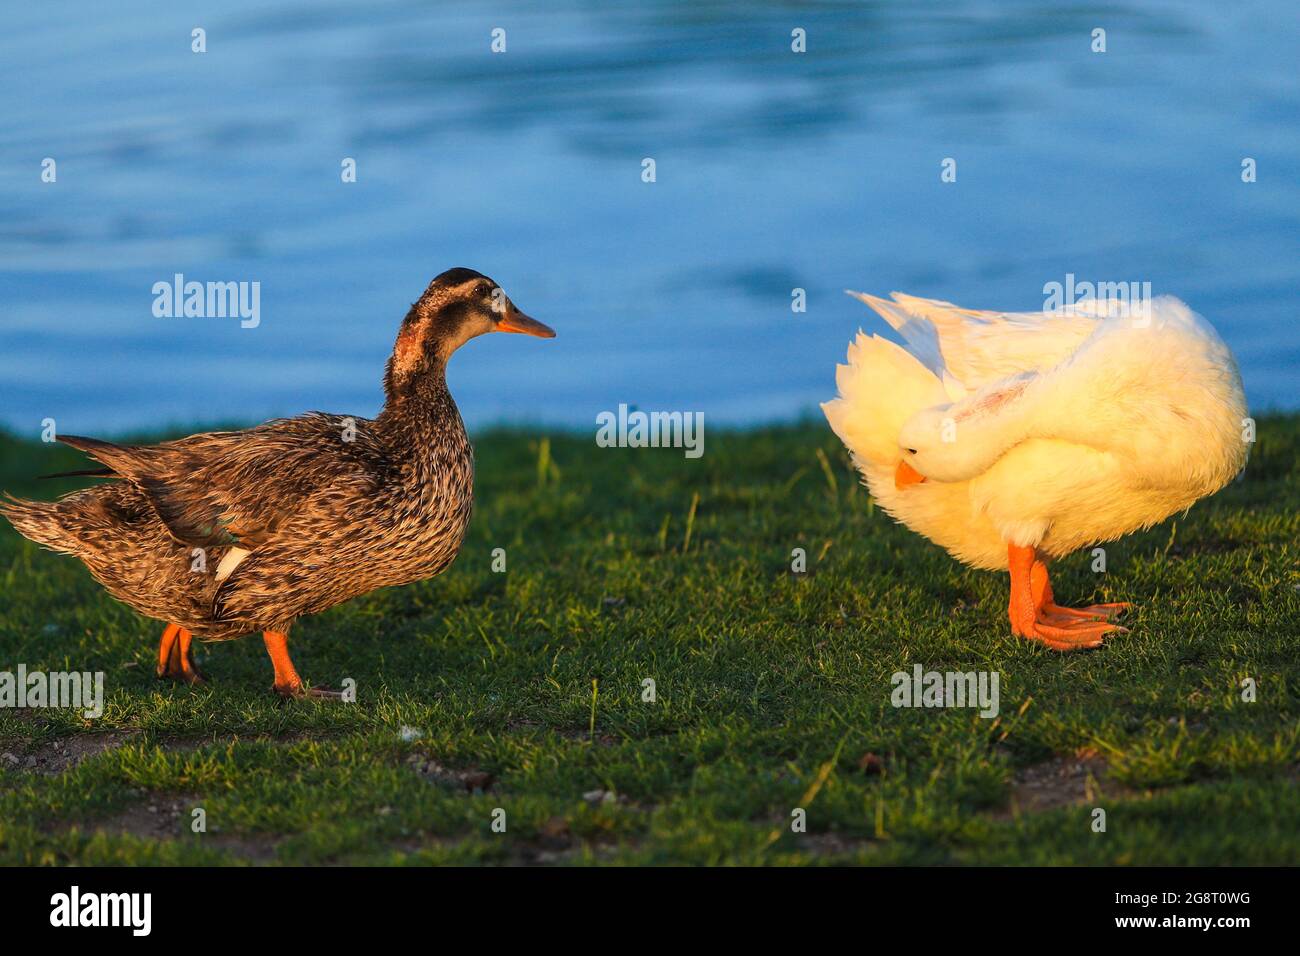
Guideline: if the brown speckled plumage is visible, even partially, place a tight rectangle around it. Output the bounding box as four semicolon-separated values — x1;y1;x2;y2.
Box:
2;268;553;671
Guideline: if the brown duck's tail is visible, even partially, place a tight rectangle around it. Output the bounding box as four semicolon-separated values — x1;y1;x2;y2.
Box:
0;494;78;554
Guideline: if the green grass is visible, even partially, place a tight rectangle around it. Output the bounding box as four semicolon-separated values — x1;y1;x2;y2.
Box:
0;415;1297;866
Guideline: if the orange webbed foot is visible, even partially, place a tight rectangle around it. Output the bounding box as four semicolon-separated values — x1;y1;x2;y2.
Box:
156;622;207;684
263;631;345;701
1012;615;1122;651
1007;547;1129;652
1043;601;1130;623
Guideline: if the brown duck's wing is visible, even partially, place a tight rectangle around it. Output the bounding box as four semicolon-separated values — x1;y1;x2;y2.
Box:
58;415;386;550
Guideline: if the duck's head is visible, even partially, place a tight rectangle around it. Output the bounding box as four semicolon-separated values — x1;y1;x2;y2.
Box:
389;267;554;381
896;375;1037;488
896;391;1032;488
895;404;978;488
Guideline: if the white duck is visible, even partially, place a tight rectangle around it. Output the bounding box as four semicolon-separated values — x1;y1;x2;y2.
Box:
822;291;1248;650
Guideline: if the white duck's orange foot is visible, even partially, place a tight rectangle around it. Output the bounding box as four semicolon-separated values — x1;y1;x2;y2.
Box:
1011;612;1122;651
1007;545;1128;652
1042;601;1130;624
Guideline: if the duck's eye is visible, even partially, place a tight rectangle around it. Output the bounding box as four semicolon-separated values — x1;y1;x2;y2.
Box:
905;448;918;455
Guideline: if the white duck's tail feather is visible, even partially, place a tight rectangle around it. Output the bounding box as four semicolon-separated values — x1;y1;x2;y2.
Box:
851;290;1103;390
846;291;945;378
821;331;948;469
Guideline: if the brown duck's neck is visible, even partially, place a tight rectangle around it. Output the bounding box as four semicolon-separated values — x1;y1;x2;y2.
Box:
377;358;467;444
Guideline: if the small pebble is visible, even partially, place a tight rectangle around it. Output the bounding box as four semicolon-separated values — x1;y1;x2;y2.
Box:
857;752;886;776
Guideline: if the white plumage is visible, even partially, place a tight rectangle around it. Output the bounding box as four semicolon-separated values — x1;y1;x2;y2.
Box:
822;291;1248;650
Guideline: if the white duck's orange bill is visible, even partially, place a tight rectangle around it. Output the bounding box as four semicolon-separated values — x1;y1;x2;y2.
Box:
895;460;926;489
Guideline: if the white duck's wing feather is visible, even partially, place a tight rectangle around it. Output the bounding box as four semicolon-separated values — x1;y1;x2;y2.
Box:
849;291;1105;390
939;296;1247;481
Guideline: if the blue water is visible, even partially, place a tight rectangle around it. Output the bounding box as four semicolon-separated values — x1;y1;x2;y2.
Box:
1;0;1296;435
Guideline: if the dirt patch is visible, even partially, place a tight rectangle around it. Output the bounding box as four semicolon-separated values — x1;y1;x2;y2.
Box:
787;832;881;858
65;794;279;862
523;840;621;865
1000;751;1115;817
497;817;624;866
0;730;350;778
1;730;137;775
89;795;198;841
204;833;279;862
150;730;340;753
26;729;353;774
407;753;496;793
387;830;624;866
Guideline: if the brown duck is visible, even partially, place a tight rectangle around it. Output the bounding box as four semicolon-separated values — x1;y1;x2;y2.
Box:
2;268;554;697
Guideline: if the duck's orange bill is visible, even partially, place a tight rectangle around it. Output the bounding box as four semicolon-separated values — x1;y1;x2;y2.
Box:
895;460;926;489
498;309;556;338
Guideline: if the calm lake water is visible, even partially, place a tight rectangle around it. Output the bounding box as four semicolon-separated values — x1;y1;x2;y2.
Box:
1;0;1296;436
